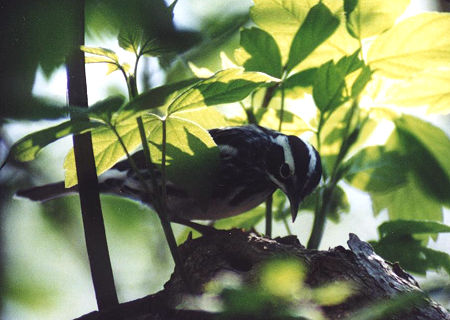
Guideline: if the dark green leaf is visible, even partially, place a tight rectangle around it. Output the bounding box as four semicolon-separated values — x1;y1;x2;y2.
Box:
345;146;407;193
280;68;317;98
6;120;103;164
371;235;450;275
394;115;450;206
378;220;450;238
312;61;347;113
238;27;282;78
351;65;373;97
168;69;276;114
117;78;199;121
336;49;363;75
299;186;349;223
286;3;340;73
86;96;126;123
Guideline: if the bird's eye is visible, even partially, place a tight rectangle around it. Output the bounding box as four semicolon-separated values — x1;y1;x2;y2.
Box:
279;163;291;179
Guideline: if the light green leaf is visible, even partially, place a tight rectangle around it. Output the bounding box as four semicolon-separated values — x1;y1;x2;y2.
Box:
116;78;199;122
81;45;119;61
312;281;353;306
255;107;312;136
394;115;450;205
168;68;277;114
383;68;450;114
345;0;409;39
6;120;103;164
367;13;450;79
378;220;450;238
280;68;316;98
214;207;265;230
174;108;229;129
64;115;159;187
148;116;220;201
85;96;125;123
286;2;339;73
236;27;282;78
345;146;406;193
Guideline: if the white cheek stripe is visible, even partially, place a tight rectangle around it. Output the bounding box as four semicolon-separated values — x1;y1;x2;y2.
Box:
305;142;317;178
267;173;286;191
275;135;295;174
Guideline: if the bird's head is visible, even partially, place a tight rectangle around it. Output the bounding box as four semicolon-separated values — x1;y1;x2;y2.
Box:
265;135;322;222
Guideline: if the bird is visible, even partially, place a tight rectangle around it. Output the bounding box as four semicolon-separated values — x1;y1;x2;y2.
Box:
16;125;322;223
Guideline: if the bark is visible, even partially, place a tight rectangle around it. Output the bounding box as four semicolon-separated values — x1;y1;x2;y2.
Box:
75;230;449;320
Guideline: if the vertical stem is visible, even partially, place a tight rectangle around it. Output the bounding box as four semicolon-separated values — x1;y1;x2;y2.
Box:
67;0;118;309
265;195;273;237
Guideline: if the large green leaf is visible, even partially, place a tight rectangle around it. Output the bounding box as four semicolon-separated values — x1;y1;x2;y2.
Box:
345;146;407;193
367;13;450;79
214;207;265;230
167;68;276;114
235;27;282;78
255;108;312;136
285;3;339;73
394;115;450;205
371;235;450;275
383;68;450;115
64;115;159;187
117;78;199;121
280;68;316;98
147;116;220;201
5;120;103;164
378;220;450;238
312;61;347;113
345;0;409;39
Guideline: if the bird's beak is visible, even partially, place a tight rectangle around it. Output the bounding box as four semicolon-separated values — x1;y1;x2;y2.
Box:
283;180;302;222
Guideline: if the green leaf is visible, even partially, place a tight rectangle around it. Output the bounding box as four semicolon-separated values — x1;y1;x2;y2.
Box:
285;3;339;73
117;78;199;121
335;49;363;75
345;146;407;193
64;115;159;187
236;27;282;78
148;116;220;201
367;13;450;79
345;0;409;39
394;115;450;205
371;235;450;275
280;68;316;98
255;108;312;136
383;67;450;115
351;65;373;97
85;96;125;123
378;220;450;238
312;61;347;113
118;30;166;57
6;120;103;164
214;207;265;230
174;108;229;129
168;68;277;114
81;45;119;61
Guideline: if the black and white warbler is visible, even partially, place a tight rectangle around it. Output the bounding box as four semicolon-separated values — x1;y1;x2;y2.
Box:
17;125;322;222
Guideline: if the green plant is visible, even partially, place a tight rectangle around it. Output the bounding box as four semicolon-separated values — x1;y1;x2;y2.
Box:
2;0;450;312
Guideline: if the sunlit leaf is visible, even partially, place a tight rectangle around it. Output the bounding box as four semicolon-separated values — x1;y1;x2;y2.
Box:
351;65;372;97
367;13;450;79
5;120;103;164
383;68;450;114
286;2;339;73
168;68;277;114
235;27;282;78
148;116;220;201
345;0;409;39
259;259;305;298
64;115;159;187
81;45;119;61
255;107;312;136
378;220;450;238
280;68;316;98
85;96;125;123
174;108;229;129
117;78;199;121
312;281;353;306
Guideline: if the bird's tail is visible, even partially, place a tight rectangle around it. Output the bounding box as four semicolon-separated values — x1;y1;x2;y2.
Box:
16;182;78;202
